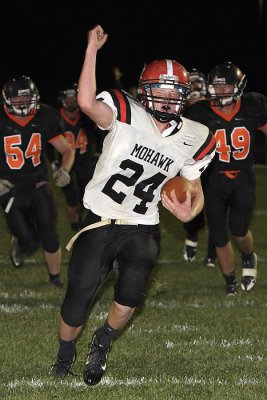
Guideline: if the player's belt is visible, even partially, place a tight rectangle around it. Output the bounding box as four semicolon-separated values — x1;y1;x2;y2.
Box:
219;170;241;179
66;217;138;251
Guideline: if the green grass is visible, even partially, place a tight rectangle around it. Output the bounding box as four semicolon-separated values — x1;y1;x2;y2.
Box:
0;166;267;400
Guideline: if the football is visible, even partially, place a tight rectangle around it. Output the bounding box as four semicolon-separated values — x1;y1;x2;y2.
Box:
161;176;196;203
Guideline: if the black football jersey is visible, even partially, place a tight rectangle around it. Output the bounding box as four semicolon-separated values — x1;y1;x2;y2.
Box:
60;108;95;169
0;104;63;186
184;92;267;170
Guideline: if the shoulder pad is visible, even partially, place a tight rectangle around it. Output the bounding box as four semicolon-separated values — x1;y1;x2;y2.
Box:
105;89;132;124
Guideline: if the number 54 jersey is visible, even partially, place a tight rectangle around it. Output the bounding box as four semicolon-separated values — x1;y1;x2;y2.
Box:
83;90;216;225
0;104;64;186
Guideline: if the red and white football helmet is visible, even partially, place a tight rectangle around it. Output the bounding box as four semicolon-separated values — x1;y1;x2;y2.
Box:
137;59;191;122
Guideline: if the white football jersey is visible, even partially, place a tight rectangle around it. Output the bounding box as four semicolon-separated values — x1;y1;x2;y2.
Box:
83;90;215;224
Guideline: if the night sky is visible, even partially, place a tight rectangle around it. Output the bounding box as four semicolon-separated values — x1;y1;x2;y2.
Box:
1;0;267;104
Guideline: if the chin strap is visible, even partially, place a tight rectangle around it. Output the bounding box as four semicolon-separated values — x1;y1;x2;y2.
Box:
145;105;184;124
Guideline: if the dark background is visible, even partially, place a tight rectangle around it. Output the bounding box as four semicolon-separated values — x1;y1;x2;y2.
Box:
1;0;267;104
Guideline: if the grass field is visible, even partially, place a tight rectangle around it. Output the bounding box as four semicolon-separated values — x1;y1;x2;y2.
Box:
0;166;267;400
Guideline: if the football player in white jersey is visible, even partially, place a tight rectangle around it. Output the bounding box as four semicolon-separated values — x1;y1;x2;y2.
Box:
51;24;216;385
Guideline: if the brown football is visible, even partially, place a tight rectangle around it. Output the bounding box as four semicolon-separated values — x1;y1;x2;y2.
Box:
161;176;196;203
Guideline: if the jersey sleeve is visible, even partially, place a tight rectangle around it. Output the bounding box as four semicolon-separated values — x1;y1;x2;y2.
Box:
180;153;215;180
180;129;216;180
246;92;267;127
96;90;118;131
96;89;132;131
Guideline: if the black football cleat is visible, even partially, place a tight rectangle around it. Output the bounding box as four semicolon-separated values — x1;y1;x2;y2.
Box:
183;239;198;262
241;252;257;291
83;333;112;386
10;236;26;268
49;276;64;288
51;352;76;377
226;281;238;296
204;257;216;268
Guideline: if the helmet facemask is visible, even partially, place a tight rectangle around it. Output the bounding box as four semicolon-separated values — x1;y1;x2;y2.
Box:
138;60;191;123
208;76;246;107
4;93;39;116
207;62;247;107
188;70;207;101
139;80;191;122
59;89;79;112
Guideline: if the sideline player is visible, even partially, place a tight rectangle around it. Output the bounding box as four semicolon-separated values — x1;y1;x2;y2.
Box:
49;83;98;231
183;68;217;266
185;61;267;294
0;75;74;286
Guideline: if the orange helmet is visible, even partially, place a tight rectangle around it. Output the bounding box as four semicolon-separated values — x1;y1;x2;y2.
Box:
138;59;191;122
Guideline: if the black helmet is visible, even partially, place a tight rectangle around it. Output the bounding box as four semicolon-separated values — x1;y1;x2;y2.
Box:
207;61;247;106
188;68;207;100
2;75;40;116
58;83;78;112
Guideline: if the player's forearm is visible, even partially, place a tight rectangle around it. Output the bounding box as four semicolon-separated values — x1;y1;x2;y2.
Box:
78;25;113;129
60;147;75;172
190;179;204;218
191;193;204;218
77;43;98;114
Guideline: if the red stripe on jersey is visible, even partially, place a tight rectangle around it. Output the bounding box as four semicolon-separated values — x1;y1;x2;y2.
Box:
113;89;127;123
195;133;216;160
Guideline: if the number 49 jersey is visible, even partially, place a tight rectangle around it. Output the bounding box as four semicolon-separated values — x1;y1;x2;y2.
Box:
185;92;267;171
83;90;216;225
